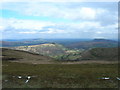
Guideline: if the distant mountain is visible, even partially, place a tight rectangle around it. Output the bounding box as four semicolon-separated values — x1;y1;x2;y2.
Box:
1;39;50;47
80;47;118;61
66;39;118;49
1;38;117;49
93;39;117;42
1;38;91;47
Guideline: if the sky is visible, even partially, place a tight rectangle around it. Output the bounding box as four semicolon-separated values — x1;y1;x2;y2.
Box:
0;2;118;39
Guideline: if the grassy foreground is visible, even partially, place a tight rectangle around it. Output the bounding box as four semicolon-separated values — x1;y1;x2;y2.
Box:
2;61;118;88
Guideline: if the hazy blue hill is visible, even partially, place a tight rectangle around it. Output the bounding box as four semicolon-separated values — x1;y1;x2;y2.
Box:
66;39;118;49
1;39;50;47
93;39;117;42
1;38;91;47
45;38;91;46
1;38;118;49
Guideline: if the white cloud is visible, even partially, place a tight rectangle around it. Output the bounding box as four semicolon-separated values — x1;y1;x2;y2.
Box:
47;28;67;34
2;2;108;21
0;26;5;31
27;5;106;20
19;29;66;34
96;31;102;34
19;31;37;34
1;0;119;2
78;7;96;19
1;16;118;39
0;18;6;31
1;2;118;39
2;18;68;34
67;21;101;32
2;18;55;30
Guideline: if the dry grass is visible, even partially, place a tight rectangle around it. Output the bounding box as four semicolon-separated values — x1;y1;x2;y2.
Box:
2;61;118;88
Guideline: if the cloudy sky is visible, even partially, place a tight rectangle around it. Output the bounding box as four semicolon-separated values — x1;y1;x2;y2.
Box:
0;2;118;39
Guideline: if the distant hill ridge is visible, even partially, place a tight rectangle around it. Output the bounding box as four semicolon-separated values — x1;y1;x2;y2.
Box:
93;39;117;42
0;38;50;47
66;39;118;49
1;38;118;49
80;47;118;61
